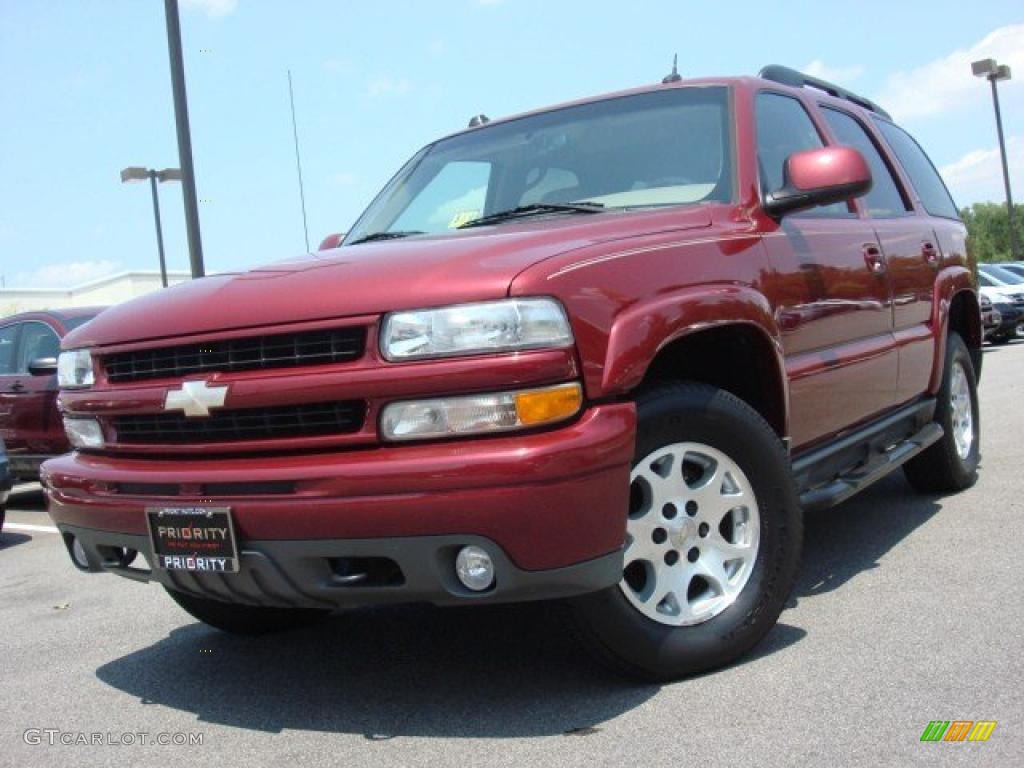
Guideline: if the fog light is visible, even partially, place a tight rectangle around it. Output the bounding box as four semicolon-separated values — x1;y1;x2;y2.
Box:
70;536;90;569
455;545;495;591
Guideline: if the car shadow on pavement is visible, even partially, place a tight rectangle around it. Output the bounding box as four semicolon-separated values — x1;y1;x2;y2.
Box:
0;531;34;550
794;473;942;601
6;484;46;511
92;470;950;737
95;597;804;737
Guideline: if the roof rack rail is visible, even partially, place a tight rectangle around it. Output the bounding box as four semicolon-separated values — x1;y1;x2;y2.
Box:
758;64;892;121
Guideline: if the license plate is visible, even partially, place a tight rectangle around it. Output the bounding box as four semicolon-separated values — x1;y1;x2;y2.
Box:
146;506;239;573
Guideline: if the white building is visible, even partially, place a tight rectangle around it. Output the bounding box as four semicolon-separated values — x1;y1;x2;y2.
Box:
0;270;192;317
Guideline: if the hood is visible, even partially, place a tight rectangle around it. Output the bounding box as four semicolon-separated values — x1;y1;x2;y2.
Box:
68;207;711;348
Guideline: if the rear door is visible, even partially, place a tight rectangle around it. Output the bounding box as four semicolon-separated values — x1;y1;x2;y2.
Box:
0;322;23;450
755;91;897;449
818;106;934;404
873;119;970;397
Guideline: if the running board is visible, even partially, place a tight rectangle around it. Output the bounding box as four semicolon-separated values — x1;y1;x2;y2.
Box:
798;422;943;512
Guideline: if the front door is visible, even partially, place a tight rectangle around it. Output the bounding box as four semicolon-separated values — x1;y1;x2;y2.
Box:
754;91;897;449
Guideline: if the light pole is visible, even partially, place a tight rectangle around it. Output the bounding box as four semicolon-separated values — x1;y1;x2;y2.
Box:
164;0;205;278
121;167;182;287
972;58;1020;260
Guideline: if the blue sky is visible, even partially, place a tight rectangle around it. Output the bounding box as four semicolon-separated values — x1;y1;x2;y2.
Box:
0;0;1021;288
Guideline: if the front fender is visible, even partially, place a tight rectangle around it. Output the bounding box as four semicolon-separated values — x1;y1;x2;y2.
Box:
601;283;784;395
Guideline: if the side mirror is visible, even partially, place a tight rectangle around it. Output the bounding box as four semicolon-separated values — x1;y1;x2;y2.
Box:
318;233;346;251
763;146;872;217
28;356;58;376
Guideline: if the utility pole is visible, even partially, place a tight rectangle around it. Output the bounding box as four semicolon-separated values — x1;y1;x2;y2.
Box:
164;0;206;277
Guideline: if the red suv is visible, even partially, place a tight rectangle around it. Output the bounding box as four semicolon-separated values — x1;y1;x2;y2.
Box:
44;66;980;680
0;309;103;483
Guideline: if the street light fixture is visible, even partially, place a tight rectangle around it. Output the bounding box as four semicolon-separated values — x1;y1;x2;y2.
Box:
120;166;181;287
972;58;1020;260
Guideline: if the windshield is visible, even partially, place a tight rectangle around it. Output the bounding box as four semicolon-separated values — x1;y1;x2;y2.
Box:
980;264;1024;285
345;86;732;243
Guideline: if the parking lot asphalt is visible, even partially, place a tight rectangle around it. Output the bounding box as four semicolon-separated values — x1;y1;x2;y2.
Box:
1;341;1022;768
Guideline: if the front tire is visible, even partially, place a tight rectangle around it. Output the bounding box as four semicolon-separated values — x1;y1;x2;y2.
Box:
569;383;802;681
903;332;980;493
164;588;330;635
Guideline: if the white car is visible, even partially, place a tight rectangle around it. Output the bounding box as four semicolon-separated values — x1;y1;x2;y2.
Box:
978;265;1024;343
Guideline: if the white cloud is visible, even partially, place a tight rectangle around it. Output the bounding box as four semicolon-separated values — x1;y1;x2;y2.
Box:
367;75;412;97
939;136;1023;206
12;260;121;289
323;58;354;75
874;24;1024;122
802;60;864;83
428;39;447;58
181;0;238;17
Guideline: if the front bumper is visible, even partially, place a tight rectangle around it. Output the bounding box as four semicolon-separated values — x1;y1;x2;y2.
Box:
58;525;623;608
43;404;635;607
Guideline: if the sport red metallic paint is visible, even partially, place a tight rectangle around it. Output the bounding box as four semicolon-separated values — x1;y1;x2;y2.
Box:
42;70;981;679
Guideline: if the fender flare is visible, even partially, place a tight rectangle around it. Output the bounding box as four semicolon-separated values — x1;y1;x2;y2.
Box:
600;283;788;431
929;266;979;391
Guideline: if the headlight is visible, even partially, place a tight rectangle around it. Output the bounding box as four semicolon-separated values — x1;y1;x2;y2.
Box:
381;382;582;441
63;417;105;449
57;349;95;388
380;298;573;361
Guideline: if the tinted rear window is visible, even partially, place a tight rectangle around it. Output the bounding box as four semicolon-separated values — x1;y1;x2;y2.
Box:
874;120;959;220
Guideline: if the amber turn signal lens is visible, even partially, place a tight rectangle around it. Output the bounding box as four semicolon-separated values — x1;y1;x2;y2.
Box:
514;383;583;426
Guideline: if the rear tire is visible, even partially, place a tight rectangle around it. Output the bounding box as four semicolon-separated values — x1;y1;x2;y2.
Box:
989;333;1011;345
568;383;802;681
903;332;979;493
164;587;330;635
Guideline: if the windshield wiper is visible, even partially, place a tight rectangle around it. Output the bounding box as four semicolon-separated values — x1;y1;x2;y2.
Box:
347;230;425;245
457;202;604;229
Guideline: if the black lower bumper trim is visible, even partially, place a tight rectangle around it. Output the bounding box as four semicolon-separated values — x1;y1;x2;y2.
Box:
57;524;624;609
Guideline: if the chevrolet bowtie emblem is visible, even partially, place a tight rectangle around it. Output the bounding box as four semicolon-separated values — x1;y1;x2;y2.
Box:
164;380;229;418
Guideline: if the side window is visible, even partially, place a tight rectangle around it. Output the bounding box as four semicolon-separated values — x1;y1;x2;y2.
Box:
874;119;959;220
0;325;18;375
755;92;847;216
17;322;60;373
391;161;490;232
821;107;910;217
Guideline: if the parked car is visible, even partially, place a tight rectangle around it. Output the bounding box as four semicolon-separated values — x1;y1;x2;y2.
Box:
980;294;1001;340
977;269;1024;343
0;437;11;534
0;309;104;481
43;65;981;681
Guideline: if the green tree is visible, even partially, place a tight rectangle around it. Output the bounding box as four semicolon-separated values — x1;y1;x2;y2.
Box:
960;202;1024;263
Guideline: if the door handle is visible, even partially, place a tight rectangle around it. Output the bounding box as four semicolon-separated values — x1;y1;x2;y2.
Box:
863;244;887;275
9;381;24;392
922;241;940;267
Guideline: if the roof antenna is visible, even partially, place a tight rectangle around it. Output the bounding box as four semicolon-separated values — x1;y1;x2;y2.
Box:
662;54;682;84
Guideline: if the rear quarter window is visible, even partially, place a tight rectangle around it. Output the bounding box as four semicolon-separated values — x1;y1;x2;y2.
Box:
874;119;960;220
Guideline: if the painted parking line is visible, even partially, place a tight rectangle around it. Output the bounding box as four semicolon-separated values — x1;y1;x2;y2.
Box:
3;522;59;534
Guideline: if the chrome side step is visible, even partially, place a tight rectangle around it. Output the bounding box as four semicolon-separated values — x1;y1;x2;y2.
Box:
798;421;944;512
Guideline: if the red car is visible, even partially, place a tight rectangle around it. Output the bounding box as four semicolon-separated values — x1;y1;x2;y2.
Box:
0;309;103;482
44;66;980;680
